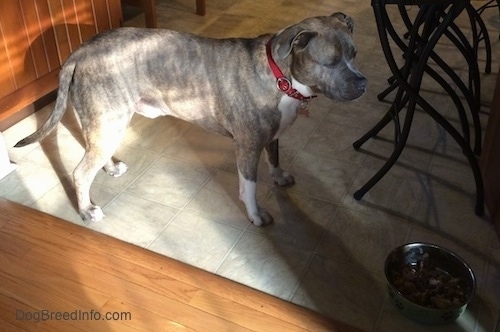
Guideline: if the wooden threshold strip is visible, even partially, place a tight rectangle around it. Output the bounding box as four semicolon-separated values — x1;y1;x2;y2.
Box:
0;198;359;332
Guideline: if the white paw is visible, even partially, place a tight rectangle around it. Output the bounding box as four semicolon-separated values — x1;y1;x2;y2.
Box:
273;171;295;187
249;207;273;227
80;205;105;222
106;161;128;177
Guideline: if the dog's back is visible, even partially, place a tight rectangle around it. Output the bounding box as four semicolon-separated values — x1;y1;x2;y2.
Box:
66;28;278;137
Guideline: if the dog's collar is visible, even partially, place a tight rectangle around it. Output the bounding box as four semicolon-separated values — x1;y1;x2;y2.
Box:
265;40;317;101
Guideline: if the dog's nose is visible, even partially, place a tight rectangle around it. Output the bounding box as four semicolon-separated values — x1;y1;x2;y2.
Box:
357;76;368;93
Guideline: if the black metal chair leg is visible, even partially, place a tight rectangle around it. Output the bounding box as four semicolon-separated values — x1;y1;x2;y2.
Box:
354;102;417;201
359;1;485;215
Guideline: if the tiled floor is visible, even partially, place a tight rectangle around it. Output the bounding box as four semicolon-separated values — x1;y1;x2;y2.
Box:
1;0;500;331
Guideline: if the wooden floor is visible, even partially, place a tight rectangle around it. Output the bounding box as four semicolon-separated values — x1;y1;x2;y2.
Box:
0;198;359;332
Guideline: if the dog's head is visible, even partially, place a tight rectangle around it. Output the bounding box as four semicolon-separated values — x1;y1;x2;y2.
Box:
271;12;367;101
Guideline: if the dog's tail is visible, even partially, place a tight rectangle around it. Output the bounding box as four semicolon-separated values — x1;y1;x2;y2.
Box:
14;60;76;148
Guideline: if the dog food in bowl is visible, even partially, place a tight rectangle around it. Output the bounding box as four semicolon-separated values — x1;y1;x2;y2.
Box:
389;256;471;309
385;243;476;325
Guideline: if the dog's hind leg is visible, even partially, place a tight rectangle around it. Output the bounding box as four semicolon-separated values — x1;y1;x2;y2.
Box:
264;139;295;186
235;144;273;226
74;150;108;222
74;123;128;222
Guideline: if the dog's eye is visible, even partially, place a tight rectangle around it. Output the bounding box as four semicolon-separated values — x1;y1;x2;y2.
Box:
327;56;341;67
347;48;357;61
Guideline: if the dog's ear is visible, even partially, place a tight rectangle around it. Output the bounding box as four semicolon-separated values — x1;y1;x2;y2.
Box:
331;12;354;33
274;26;318;59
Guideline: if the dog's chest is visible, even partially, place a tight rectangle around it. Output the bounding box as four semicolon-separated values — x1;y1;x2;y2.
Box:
273;78;313;140
273;96;301;139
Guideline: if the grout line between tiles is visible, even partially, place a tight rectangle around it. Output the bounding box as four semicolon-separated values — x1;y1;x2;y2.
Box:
213;227;247;274
97;148;165;211
287;204;342;302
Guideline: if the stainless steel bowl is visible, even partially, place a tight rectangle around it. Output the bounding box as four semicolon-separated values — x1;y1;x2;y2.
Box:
384;243;476;325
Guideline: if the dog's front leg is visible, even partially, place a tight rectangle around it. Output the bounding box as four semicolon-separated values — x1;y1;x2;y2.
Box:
235;144;273;226
265;140;295;186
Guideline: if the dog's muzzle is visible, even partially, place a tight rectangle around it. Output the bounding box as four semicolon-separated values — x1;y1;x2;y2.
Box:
351;74;368;100
336;67;368;101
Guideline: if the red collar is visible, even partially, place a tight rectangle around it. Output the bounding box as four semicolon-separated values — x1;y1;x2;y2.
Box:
266;39;316;101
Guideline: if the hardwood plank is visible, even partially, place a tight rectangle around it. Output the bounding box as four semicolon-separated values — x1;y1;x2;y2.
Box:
0;318;30;332
0;232;33;258
188;289;310;332
0;218;201;307
0;293;39;331
0;274;103;332
102;297;220;332
24;246;197;309
3;224;199;305
0;253;111;309
23;247;254;332
0;198;360;331
0;274;137;332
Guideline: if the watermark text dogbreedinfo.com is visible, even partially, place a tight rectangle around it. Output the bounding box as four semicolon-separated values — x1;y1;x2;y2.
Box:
16;309;132;323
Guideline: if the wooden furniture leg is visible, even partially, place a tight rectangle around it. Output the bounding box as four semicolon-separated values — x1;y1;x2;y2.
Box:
123;0;157;28
196;0;206;16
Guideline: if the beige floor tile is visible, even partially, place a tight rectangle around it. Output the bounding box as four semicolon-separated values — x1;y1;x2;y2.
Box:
343;164;423;218
88;192;178;247
414;180;492;251
225;1;285;19
19;131;85;174
3;107;53;161
322;99;388;132
216;231;311;300
198;13;265;38
255;189;337;250
126;156;215;208
291;254;386;331
429;152;479;194
148;211;243;272
163;126;233;169
359;137;434;180
288;150;360;203
0;161;61;205
302;115;374;165
318;207;411;273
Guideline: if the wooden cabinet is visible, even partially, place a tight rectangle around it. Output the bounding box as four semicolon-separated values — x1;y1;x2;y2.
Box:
481;71;500;239
0;0;122;130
